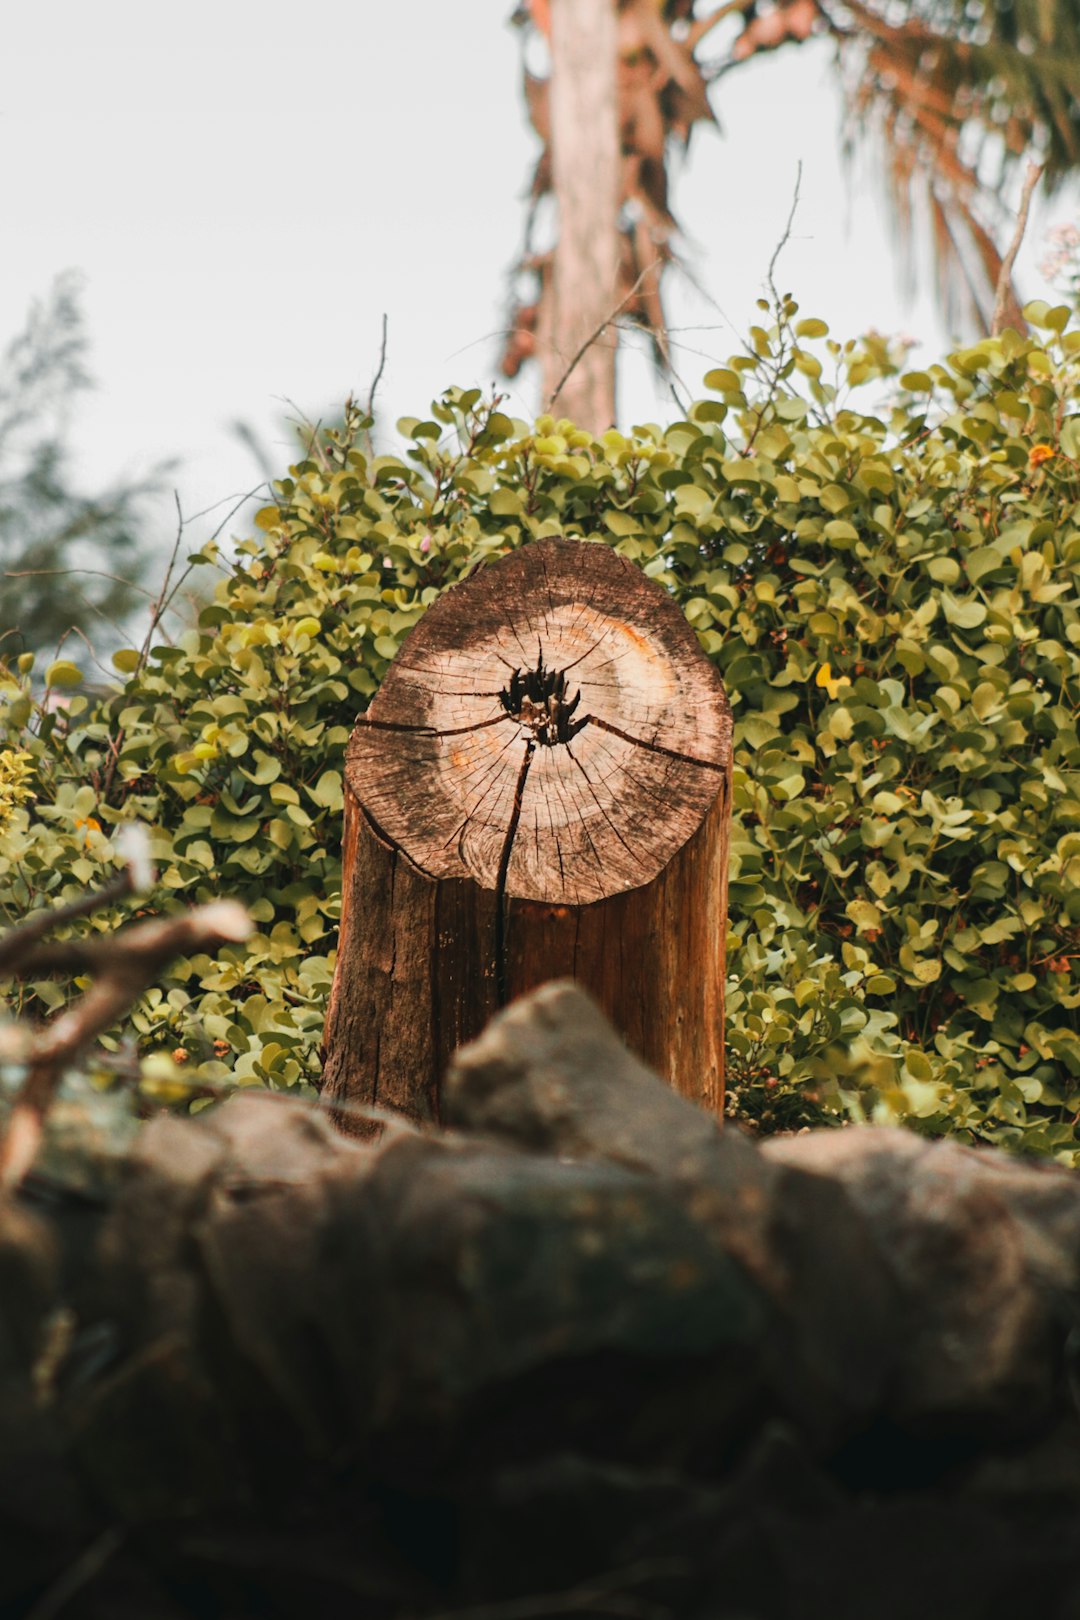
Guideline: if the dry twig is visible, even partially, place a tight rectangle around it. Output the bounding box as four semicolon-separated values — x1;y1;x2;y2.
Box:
366;313;389;423
766;162;803;307
548;260;662;413
0;871;135;978
991;161;1044;336
0;897;251;1190
363;312;389;458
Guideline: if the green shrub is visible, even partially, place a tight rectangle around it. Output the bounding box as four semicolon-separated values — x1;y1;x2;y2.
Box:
2;296;1080;1157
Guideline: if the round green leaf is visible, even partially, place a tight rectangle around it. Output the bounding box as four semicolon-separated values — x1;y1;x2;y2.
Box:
45;660;83;688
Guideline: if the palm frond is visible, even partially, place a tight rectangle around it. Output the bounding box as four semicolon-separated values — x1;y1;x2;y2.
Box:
827;0;1080;326
502;0;1080;392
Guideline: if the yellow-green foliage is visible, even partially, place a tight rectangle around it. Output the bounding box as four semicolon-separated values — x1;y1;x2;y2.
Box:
0;747;34;833
2;296;1080;1156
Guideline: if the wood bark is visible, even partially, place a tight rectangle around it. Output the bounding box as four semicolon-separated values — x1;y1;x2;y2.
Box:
320;537;731;1132
541;0;621;431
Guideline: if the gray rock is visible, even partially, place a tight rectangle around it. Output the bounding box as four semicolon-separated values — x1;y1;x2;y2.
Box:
763;1127;1080;1426
447;983;903;1443
444;978;758;1186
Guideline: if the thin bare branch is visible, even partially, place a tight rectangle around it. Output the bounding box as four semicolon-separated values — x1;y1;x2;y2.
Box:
0;870;135;977
86;494;187;803
92;482;265;805
10;905;249;981
548;259;662;413
991;161;1044;336
159;481;266;622
362;313;389;459
136;493;187;672
366;313;389;423
281;396;331;473
0;900;252;1190
183;485;271;528
767;161;803;307
4;568;159;603
50;623;117;685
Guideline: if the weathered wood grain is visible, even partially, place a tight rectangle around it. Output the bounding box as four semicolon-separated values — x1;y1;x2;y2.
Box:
321;537;732;1129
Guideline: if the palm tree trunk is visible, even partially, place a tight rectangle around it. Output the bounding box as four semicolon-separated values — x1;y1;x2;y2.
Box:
541;0;620;434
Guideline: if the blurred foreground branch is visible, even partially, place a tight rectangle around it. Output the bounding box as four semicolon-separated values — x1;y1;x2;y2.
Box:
0;828;250;1189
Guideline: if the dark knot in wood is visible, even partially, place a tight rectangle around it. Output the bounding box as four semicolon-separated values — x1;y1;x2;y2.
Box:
498;645;585;747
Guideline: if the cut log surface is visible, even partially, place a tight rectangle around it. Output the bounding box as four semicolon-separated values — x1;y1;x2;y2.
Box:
322;537;732;1128
352;537;729;903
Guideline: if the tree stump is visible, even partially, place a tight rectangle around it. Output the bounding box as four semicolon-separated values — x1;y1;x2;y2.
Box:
320;537;732;1132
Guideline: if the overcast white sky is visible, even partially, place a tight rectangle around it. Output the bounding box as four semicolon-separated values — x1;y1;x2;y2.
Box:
4;0;1078;568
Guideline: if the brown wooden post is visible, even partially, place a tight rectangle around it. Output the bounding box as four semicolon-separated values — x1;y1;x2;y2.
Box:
320;537;732;1133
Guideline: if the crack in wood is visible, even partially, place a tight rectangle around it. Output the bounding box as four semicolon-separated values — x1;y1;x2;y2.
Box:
358;712;510;739
439;728;527;856
494;742;535;1006
582;713;727;771
565;743;638;864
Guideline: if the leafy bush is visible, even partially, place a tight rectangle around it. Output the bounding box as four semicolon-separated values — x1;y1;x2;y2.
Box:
3;296;1080;1158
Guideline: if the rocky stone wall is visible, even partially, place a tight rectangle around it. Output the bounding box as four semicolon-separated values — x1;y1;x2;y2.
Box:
3;982;1080;1618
